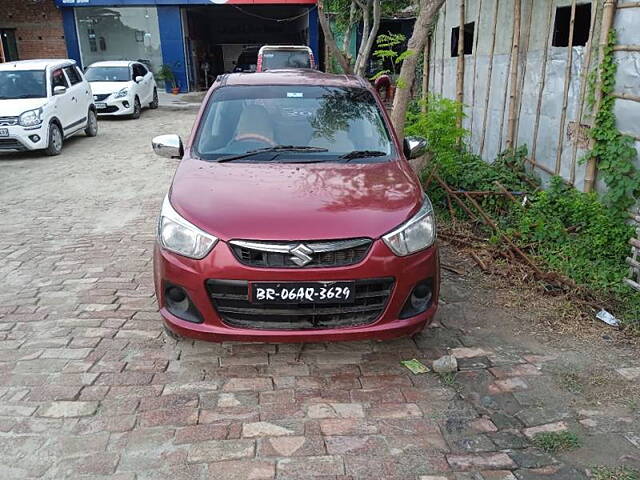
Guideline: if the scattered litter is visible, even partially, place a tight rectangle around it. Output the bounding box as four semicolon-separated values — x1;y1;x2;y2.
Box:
432;355;458;373
596;309;620;328
401;359;430;374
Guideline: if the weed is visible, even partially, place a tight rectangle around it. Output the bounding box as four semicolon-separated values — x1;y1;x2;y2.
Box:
591;466;640;480
438;372;458;387
559;372;585;394
532;431;581;453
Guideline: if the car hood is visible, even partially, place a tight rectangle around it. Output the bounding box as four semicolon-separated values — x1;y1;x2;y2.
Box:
170;159;424;242
0;98;48;116
89;81;131;95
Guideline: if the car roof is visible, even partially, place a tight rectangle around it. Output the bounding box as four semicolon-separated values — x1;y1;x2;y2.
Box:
259;45;312;52
0;59;75;71
87;61;135;68
221;69;367;88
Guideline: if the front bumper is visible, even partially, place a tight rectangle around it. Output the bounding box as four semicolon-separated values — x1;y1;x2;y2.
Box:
0;123;49;151
95;96;134;116
154;239;440;343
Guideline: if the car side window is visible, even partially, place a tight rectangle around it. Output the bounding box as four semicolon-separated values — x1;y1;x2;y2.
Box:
63;66;81;85
51;68;69;89
133;64;145;79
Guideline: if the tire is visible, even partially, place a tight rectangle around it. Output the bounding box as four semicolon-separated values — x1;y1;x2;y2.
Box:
84;109;98;137
149;88;159;109
130;96;141;119
45;123;63;156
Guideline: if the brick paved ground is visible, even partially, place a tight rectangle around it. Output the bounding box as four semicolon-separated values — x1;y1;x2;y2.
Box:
0;109;638;479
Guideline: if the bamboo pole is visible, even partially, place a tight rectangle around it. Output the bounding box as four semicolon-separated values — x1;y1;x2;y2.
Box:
514;0;535;146
530;0;557;167
455;0;466;129
468;0;483;138
479;0;500;157
554;0;578;175
584;0;618;193
506;0;522;150
613;92;640;102
613;45;640;52
569;0;599;185
421;34;432;113
440;1;447;96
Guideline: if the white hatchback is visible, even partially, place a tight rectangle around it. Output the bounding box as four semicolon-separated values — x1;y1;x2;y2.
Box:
0;59;98;156
85;61;158;118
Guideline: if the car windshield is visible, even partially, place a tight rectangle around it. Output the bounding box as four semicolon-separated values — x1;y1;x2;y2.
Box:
0;70;47;99
194;85;394;163
261;50;311;70
85;66;130;82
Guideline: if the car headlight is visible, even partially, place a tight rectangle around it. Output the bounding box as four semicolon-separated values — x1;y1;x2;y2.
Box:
158;195;218;259
19;108;43;127
383;196;436;256
113;88;128;99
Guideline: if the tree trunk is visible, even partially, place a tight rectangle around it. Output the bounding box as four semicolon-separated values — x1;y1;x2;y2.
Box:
342;1;358;62
354;0;381;77
317;0;353;74
391;0;446;140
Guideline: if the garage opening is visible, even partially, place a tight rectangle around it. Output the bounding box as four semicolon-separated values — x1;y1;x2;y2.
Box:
184;5;311;90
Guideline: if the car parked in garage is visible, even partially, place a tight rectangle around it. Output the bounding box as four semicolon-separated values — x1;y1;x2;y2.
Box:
85;61;158;118
151;69;439;343
0;59;97;155
257;45;315;71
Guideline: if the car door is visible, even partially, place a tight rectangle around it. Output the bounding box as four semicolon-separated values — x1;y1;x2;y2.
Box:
132;63;151;104
50;67;73;131
62;65;87;132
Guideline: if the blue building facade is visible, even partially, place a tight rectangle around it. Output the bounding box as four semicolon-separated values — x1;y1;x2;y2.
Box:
55;0;319;92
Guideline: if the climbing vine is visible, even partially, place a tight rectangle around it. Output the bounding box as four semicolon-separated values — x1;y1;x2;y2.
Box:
585;29;640;213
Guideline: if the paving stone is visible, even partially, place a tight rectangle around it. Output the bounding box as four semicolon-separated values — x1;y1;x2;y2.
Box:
616;367;640;381
446;453;516;471
451;348;492;359
487;430;530;450
448;434;497;453
507;449;556;469
38;401;98;418
174;423;229;444
307;403;365;419
223;378;273;392
481;471;518;480
242;421;300;438
187;439;255;463
522;421;568;439
368;403;422;419
208;459;275;479
516;408;570;427
276;456;345;477
258;435;325;457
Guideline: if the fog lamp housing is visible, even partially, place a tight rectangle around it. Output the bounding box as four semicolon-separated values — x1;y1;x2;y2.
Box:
164;283;203;323
399;279;434;319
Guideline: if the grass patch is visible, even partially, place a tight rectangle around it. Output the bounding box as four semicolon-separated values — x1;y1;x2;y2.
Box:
532;431;581;453
438;372;458;387
591;466;640;480
405;96;640;331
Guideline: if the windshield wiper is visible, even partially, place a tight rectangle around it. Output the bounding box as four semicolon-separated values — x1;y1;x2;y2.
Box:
217;145;328;163
339;150;388;161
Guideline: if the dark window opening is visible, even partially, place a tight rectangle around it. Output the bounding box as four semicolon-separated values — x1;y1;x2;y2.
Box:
552;3;591;47
451;22;475;57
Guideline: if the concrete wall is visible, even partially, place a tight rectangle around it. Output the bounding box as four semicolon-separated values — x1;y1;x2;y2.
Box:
427;0;640;193
1;0;68;60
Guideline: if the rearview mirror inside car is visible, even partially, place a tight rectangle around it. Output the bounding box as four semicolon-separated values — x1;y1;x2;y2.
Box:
152;134;184;159
403;136;428;160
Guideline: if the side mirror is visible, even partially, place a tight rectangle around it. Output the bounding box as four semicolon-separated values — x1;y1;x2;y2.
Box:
53;86;67;96
403;136;428;160
135;76;144;83
152;134;184;159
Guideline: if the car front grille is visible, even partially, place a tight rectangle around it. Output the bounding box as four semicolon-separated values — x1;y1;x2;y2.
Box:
0;117;18;126
93;94;110;101
0;139;26;151
229;238;372;269
206;277;394;330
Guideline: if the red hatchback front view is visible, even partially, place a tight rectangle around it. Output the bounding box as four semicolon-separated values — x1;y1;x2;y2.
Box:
152;70;439;343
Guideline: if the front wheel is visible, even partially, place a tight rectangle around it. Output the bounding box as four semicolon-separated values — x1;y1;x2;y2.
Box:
85;109;98;137
45;123;63;156
149;88;159;109
130;96;141;119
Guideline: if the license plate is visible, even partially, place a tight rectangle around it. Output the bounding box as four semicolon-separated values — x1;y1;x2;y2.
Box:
251;281;355;304
0;128;8;137
95;102;107;109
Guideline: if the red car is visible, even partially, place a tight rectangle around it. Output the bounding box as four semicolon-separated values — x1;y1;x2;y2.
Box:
152;70;439;343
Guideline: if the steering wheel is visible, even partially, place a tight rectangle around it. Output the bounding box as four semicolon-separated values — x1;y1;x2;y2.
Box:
232;133;276;147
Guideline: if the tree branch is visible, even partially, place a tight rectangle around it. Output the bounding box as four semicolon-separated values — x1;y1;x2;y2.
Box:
317;0;353;74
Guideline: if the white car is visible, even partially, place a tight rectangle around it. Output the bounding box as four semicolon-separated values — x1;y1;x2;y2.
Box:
0;59;97;156
85;61;158;118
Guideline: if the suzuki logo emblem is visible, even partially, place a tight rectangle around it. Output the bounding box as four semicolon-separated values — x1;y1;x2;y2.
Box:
289;244;313;267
